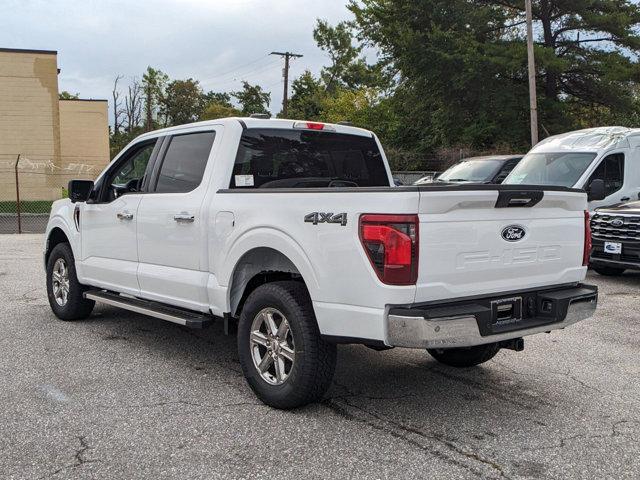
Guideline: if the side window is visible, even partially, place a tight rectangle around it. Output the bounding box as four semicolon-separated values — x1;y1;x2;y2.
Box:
113;145;154;186
588;153;624;196
101;140;157;202
155;131;215;193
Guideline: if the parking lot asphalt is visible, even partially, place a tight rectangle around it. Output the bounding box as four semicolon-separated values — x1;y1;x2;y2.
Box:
0;234;638;480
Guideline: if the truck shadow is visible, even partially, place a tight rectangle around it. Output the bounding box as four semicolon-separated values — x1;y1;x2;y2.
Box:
86;303;556;418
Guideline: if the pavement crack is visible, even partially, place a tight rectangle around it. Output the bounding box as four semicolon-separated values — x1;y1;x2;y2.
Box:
73;436;95;467
42;436;99;479
524;419;638;451
329;380;417;400
322;397;509;478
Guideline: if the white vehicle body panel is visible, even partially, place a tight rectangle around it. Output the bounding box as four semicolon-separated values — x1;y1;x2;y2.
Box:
80;194;142;294
45;117;591;345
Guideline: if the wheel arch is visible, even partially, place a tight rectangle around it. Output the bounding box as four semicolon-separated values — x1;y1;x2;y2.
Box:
227;246;315;318
45;226;72;266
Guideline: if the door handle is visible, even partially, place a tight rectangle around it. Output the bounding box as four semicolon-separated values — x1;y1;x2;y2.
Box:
174;213;195;223
620;196;630;202
116;211;133;220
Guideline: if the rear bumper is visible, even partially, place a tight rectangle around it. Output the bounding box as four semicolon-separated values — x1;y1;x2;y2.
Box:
386;284;597;349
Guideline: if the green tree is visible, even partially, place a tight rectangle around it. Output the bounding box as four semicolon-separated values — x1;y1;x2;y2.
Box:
142;67;169;130
231;81;271;115
200;101;241;120
202;91;233;108
285;70;325;120
313;19;386;91
59;91;79;99
160;78;205;126
483;0;640;133
349;0;533;151
349;0;640;152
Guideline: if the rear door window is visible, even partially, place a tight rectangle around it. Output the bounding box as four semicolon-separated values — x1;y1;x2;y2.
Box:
230;128;390;188
154;131;215;193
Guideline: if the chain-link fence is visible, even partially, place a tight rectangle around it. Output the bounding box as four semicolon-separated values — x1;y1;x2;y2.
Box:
0;153;96;234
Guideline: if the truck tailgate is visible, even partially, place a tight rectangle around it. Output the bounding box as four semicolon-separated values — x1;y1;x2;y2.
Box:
415;186;587;302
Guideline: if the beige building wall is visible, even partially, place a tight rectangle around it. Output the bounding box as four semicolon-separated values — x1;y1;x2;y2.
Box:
0;48;110;202
59;99;109;179
0;48;61;201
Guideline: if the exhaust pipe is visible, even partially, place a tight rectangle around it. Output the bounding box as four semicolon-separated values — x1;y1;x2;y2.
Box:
499;337;524;352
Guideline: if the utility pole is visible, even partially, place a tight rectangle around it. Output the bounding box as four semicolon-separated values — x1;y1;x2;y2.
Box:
525;0;539;146
270;51;303;117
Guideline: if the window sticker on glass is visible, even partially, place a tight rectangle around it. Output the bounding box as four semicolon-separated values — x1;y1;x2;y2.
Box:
235;174;255;187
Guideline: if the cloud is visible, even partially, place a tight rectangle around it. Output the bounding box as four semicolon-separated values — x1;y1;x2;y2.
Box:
0;0;354;118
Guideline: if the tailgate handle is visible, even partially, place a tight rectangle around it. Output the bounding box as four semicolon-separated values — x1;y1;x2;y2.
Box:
495;190;543;208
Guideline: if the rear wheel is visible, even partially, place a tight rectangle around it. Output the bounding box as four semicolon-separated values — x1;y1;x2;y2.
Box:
427;343;500;368
592;265;626;276
237;281;337;409
46;243;94;320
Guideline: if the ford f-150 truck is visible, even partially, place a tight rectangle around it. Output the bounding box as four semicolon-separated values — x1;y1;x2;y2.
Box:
44;117;598;409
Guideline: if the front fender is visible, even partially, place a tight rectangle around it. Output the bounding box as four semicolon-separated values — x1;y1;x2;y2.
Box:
44;200;80;262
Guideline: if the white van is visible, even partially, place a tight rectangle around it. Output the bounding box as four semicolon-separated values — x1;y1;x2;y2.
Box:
504;127;639;209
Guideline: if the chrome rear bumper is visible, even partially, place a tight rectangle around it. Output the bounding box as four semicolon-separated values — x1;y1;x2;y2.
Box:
387;284;597;349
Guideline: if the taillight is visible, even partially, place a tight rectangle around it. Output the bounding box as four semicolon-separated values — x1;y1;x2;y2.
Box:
359;214;419;285
583;210;591;266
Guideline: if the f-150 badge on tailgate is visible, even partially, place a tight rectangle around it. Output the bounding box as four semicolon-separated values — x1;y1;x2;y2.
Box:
304;212;347;226
502;225;526;242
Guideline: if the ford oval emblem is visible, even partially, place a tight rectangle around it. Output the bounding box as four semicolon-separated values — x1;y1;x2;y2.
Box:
610;218;624;227
501;225;526;242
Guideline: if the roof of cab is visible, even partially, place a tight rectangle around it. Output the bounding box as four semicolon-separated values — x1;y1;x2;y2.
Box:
532;126;640;153
134;117;375;142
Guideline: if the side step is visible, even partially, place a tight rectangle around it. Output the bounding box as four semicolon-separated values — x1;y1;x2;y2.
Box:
84;290;213;329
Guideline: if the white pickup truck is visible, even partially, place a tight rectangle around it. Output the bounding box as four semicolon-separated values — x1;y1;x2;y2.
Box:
44;117;597;408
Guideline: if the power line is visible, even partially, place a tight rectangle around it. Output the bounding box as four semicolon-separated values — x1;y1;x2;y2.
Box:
201;58;282;89
270;51;303;117
199;54;270;83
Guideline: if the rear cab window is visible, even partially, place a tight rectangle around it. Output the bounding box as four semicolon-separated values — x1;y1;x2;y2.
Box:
229;128;390;188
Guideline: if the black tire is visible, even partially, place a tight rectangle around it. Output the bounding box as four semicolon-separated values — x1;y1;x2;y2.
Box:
237;281;337;409
427;342;501;368
592;265;626;276
46;243;94;321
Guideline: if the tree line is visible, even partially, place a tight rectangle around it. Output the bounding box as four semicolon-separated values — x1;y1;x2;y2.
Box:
108;0;640;170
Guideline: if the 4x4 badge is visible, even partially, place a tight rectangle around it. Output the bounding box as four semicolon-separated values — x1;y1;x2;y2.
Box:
304;212;347;226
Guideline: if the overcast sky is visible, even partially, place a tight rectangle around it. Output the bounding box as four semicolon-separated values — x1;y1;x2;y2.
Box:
1;0;356;120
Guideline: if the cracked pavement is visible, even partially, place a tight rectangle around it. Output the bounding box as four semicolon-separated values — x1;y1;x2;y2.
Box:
1;234;639;479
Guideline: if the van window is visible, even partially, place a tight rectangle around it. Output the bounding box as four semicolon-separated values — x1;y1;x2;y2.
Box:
504;152;597;187
155;131;215;193
230;128;389;188
587;153;624;196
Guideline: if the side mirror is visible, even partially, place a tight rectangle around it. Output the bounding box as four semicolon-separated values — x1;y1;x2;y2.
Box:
587;179;605;202
68;180;94;203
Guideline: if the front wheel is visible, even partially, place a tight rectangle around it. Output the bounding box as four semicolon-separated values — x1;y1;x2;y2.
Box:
427;343;501;368
592;265;626;276
46;243;94;320
237;281;337;409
